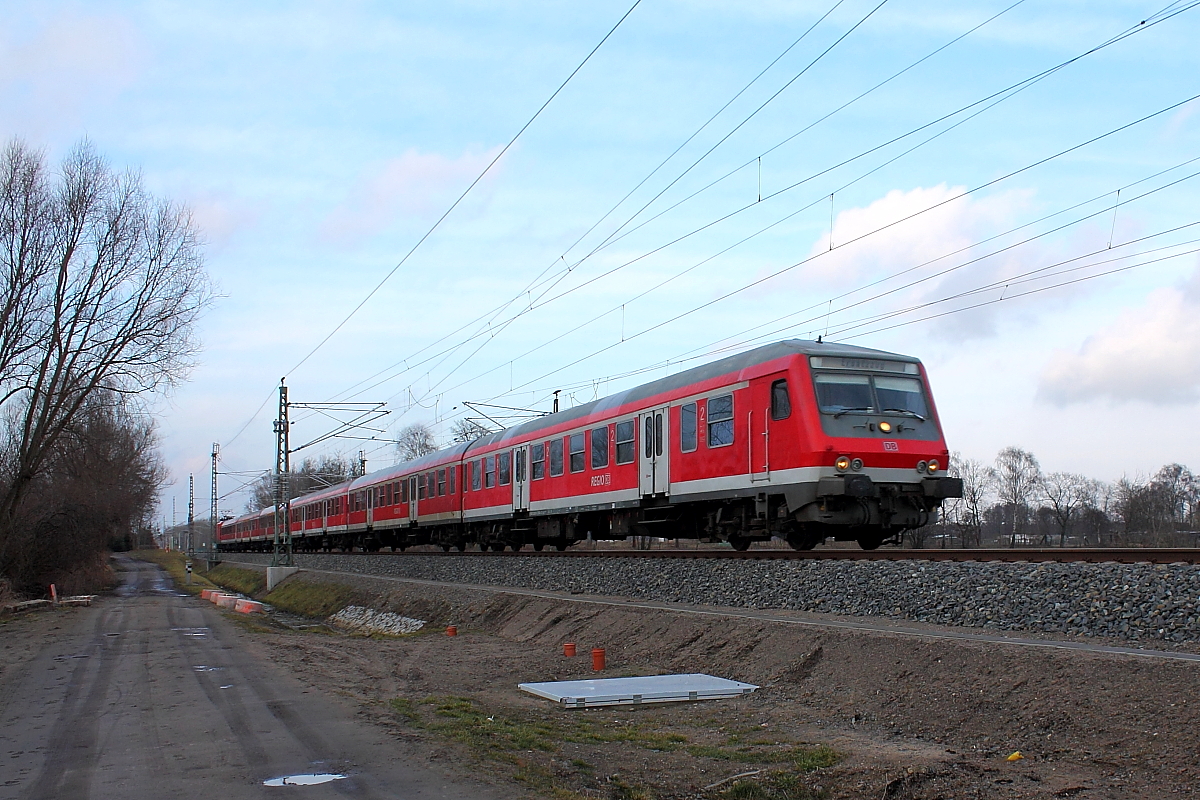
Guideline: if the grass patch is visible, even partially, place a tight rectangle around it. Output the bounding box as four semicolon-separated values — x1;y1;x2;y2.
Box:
390;695;688;758
130;549;215;594
610;778;654;800
688;744;840;770
387;695;837;800
716;770;829;800
206;564;266;595
263;579;360;618
424;695;558;754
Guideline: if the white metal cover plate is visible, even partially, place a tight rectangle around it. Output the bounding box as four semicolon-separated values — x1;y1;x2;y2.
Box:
519;673;758;708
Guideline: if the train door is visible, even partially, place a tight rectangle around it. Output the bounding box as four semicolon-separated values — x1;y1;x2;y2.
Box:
750;382;771;483
512;446;530;512
408;476;418;523
638;406;670;496
366;487;374;526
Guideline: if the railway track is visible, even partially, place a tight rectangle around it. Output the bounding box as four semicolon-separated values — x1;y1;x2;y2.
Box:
278;547;1200;565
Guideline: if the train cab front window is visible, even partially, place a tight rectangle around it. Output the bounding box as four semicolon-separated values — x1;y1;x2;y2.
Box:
874;376;928;419
814;373;874;414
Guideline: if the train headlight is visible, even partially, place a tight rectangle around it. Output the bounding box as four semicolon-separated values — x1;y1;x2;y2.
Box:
835;455;851;472
878;420;892;433
916;460;928;473
927;459;940;474
850;458;863;471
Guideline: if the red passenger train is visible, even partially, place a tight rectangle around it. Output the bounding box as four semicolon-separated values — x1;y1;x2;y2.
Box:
217;340;963;553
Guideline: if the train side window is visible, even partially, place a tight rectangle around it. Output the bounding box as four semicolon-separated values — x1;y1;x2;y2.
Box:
484;455;496;488
471;460;482;491
644;416;653;458
591;427;608;469
532;443;545;479
516;449;526;482
771;379;792;420
614;420;635;464
401;480;408;503
449;466;456;494
680;402;697;452
499;452;511;485
427;472;436;498
438;468;446;496
569;433;585;472
708;394;734;447
549;439;564;476
655;412;663;457
416;477;424;500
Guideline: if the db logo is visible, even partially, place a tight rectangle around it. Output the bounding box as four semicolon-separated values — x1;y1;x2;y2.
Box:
882;441;899;451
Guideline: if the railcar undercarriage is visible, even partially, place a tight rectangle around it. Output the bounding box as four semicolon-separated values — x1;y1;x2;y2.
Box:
220;476;961;553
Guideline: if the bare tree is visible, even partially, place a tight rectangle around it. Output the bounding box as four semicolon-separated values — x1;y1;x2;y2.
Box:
950;455;993;547
247;454;354;512
395;423;437;463
1038;472;1092;546
993;447;1041;547
0;140;209;585
450;418;491;443
3;391;165;593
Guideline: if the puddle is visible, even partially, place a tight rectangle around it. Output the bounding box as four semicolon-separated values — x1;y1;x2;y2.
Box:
263;774;347;786
105;633;121;637
192;665;224;672
220;684;234;689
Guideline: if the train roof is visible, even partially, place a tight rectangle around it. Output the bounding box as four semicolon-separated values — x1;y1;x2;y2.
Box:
339;339;917;491
467;338;916;450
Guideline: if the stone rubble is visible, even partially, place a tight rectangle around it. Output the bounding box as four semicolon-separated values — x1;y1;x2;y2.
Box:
229;553;1200;643
329;605;425;636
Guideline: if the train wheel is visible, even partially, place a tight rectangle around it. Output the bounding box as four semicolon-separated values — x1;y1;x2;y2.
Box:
786;534;821;551
554;538;569;551
857;536;883;551
488;542;504;552
441;543;451;552
532;541;544;552
454;541;467;552
728;535;751;551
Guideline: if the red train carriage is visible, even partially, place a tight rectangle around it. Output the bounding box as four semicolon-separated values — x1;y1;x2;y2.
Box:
217;340;961;552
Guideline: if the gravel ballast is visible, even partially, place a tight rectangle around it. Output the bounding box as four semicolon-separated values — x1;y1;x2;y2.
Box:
228;552;1200;643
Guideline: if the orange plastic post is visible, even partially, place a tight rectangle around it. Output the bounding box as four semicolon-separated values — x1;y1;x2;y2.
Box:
563;642;576;657
591;647;606;671
446;625;458;637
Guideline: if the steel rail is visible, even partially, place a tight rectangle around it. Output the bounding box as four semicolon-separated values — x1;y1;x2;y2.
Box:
296;547;1200;565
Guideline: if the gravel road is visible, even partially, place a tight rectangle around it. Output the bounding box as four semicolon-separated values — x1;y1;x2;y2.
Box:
0;556;513;800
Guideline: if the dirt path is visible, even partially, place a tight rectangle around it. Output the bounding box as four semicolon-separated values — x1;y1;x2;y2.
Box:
0;557;513;800
230;570;1200;799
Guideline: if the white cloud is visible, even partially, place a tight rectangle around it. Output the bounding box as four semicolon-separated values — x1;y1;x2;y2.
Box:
785;183;1061;340
188;192;262;251
319;146;503;245
1038;261;1200;405
0;13;143;135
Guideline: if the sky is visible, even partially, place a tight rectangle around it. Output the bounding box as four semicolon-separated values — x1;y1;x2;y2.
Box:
2;0;1198;520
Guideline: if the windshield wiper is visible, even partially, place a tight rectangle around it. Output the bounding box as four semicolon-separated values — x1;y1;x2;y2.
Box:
882;408;925;421
832;407;873;418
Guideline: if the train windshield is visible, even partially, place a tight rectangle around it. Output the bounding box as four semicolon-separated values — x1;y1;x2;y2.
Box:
814;373;873;413
874;376;928;418
813;372;929;418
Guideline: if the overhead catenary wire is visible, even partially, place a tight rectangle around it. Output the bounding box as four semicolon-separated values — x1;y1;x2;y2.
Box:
410;91;1200;409
320;0;1195;414
314;0;860;408
474;158;1200;405
222;0;644;446
217;1;1200;505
